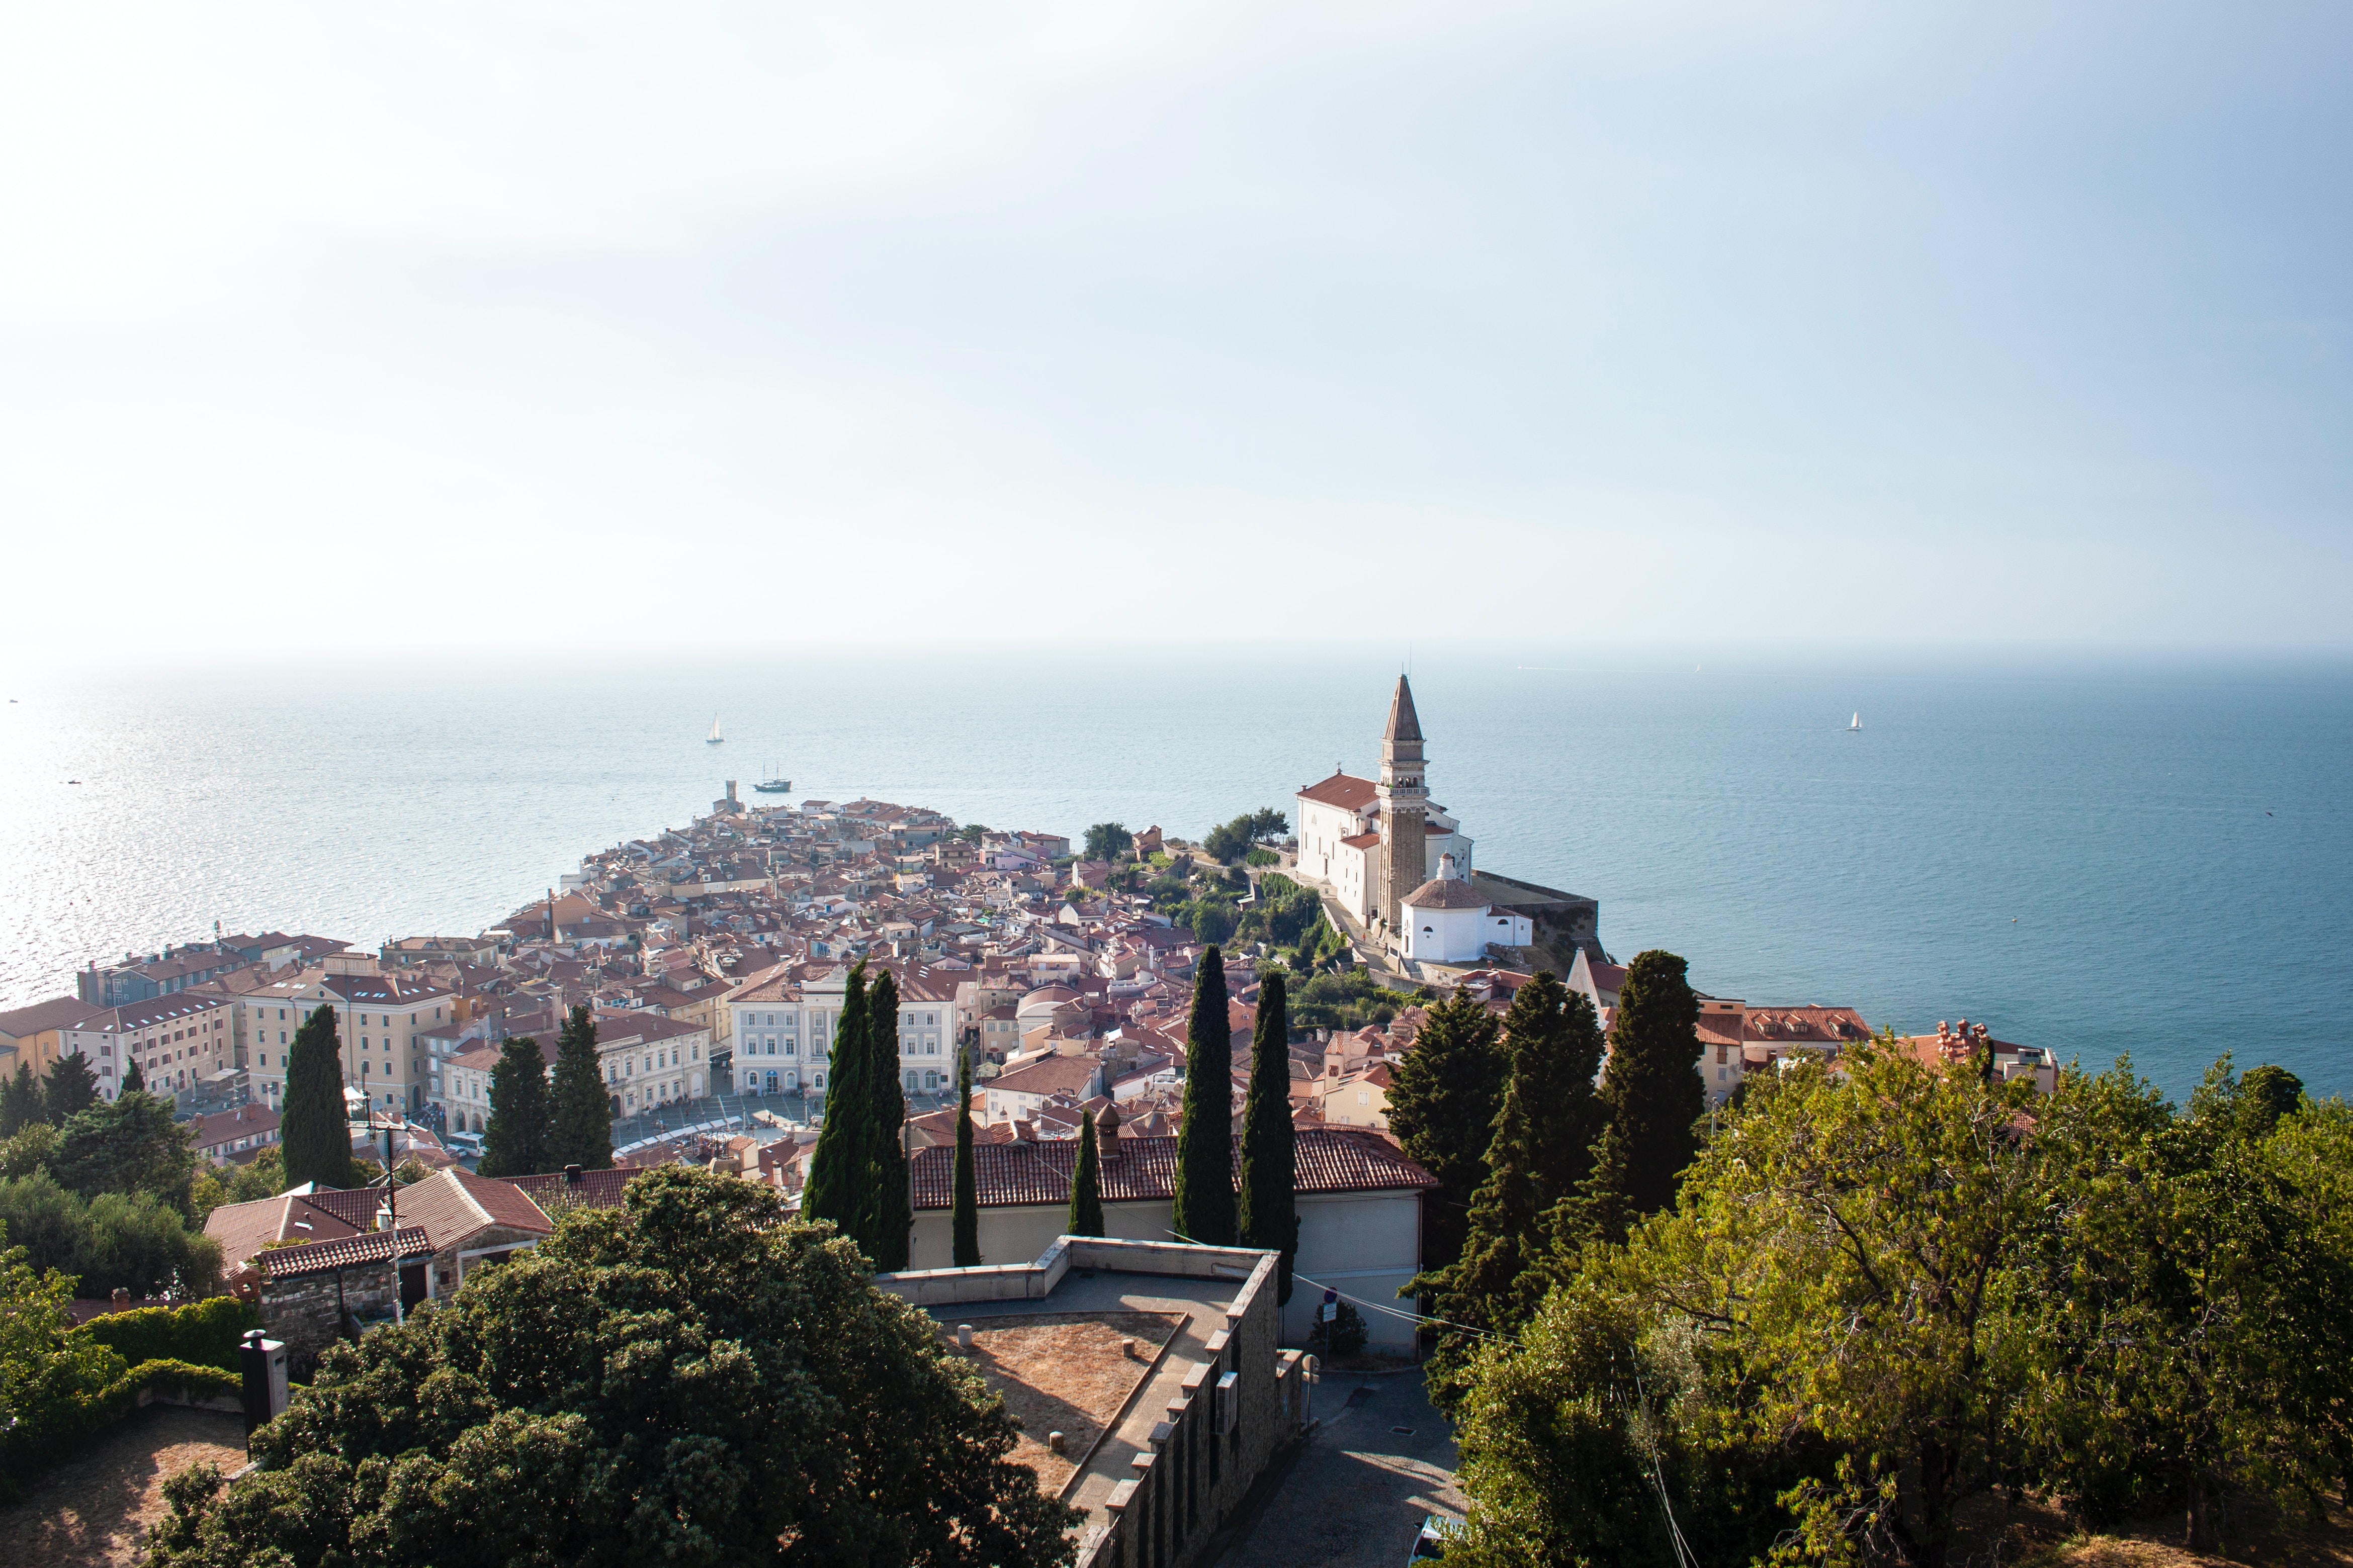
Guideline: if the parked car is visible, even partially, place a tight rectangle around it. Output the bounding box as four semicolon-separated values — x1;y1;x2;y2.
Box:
1408;1515;1459;1562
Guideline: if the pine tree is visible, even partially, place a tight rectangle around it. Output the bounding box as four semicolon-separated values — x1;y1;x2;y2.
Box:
802;963;872;1249
547;1004;613;1170
1575;949;1702;1243
861;969;911;1272
1385;989;1506;1269
281;1004;356;1189
45;1052;101;1121
1238;968;1298;1303
1171;944;1238;1246
952;1048;981;1266
478;1036;552;1178
1068;1110;1105;1237
0;1061;42;1136
120;1058;146;1095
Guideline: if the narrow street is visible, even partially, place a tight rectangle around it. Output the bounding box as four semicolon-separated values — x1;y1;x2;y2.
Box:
1208;1367;1464;1568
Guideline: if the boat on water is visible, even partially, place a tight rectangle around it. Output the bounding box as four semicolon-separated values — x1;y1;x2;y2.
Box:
1849;712;1862;731
706;713;724;746
754;762;792;794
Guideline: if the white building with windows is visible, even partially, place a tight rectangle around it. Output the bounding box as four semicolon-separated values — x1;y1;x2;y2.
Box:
725;961;968;1101
1398;854;1533;965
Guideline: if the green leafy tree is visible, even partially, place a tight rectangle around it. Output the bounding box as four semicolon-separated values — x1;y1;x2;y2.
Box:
1;1061;46;1136
1417;973;1606;1400
142;1166;1081;1567
861;969;911;1272
0;1171;224;1298
2006;1058;2348;1552
803;963;873;1249
1171;946;1237;1246
546;1004;613;1171
1576;949;1701;1242
1083;822;1134;861
952;1050;981;1267
1068;1111;1105;1238
477;1036;551;1179
279;1005;355;1190
1238;970;1297;1304
53;1093;199;1213
43;1052;100;1121
1385;989;1505;1270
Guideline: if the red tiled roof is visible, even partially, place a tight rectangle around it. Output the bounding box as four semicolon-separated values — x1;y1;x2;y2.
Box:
506;1167;635;1215
1297;773;1376;811
259;1226;433;1280
1339;832;1380;850
908;1128;1435;1210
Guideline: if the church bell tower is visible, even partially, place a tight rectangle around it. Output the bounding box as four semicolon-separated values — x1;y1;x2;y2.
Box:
1375;675;1429;943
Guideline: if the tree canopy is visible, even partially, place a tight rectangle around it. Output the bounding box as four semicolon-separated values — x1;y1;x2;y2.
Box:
478;1036;551;1179
1083;822;1134;861
1576;949;1701;1243
280;1004;356;1190
1386;989;1505;1270
547;1004;613;1172
1238;970;1297;1305
1171;946;1237;1246
143;1166;1080;1567
1442;1043;2353;1568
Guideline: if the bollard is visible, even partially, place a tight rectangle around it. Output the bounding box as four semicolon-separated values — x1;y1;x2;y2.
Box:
1121;1336;1137;1358
1049;1431;1067;1454
956;1324;974;1351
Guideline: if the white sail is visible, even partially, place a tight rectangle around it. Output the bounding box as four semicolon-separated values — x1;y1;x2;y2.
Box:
707;713;723;743
1850;712;1861;730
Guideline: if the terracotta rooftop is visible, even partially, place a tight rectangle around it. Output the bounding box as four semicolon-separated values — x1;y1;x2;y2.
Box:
908;1128;1435;1210
258;1225;434;1280
1296;773;1377;811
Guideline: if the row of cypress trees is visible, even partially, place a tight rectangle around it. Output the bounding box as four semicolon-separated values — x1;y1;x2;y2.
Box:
274;999;615;1189
1391;949;1703;1397
802;963;913;1271
1168;947;1298;1303
477;1004;614;1177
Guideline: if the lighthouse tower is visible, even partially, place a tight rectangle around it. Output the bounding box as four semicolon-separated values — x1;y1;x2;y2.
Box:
1374;675;1429;944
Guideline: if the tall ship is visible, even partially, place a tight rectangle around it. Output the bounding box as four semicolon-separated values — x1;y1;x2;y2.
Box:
754;761;792;795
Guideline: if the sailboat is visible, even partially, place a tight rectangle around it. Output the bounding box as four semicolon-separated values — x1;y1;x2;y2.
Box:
754;759;792;794
706;713;724;746
1849;712;1862;732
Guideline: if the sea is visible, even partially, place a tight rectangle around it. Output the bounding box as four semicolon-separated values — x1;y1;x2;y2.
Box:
3;647;2347;1101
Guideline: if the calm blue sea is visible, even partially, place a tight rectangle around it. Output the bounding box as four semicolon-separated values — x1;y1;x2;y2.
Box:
3;648;2346;1100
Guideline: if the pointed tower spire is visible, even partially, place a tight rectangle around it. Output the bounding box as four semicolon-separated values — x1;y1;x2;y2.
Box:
1384;675;1423;744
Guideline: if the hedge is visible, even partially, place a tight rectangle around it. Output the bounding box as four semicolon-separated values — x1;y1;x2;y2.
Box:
70;1295;259;1373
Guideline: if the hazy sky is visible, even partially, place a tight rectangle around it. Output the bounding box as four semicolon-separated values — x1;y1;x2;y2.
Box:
3;3;2347;663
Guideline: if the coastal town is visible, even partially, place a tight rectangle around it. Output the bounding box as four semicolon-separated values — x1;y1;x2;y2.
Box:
0;676;2069;1565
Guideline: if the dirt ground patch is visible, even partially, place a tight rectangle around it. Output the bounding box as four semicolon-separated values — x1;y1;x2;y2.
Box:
1954;1485;2353;1568
0;1406;247;1568
944;1311;1184;1492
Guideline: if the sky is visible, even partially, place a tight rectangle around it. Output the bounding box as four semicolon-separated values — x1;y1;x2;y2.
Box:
2;2;2348;664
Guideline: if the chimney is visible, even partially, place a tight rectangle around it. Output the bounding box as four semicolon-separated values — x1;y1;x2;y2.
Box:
111;1286;130;1311
1098;1102;1122;1162
565;1163;583;1186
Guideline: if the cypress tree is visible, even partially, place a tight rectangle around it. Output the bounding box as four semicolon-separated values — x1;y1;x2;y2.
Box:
281;1004;357;1190
1576;949;1702;1243
547;1004;613;1170
1068;1110;1105;1237
862;969;911;1271
120;1058;146;1095
952;1048;981;1266
45;1052;100;1121
802;963;871;1248
478;1036;552;1178
1238;968;1298;1304
0;1061;42;1136
1171;944;1238;1246
1385;989;1506;1270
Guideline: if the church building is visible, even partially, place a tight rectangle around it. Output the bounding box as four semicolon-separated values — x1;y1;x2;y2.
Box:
1294;676;1532;963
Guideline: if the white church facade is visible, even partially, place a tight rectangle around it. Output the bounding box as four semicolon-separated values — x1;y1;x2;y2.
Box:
1291;677;1528;965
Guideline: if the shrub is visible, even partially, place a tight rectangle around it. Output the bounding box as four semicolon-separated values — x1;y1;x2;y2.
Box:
73;1295;259;1373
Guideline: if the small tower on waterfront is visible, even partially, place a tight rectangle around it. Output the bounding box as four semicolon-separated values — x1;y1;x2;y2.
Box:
1374;675;1429;943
